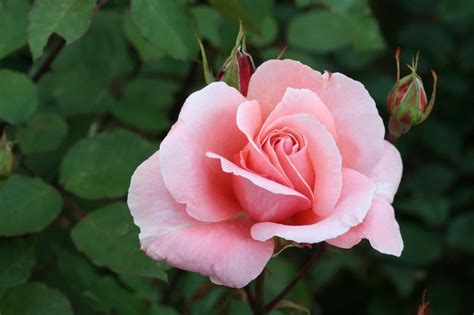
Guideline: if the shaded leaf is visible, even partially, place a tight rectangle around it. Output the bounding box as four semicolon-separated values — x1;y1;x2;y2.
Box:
0;0;30;60
0;282;73;315
0;239;35;297
399;223;442;265
0;69;38;124
446;212;474;253
111;79;179;132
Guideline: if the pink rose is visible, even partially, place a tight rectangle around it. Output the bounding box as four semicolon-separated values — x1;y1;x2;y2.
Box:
128;60;403;288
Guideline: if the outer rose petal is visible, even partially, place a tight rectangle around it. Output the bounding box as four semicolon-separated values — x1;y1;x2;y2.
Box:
128;151;274;288
251;168;375;243
369;141;403;203
317;72;385;173
206;152;311;222
160;82;247;222
248;59;385;174
327;197;403;256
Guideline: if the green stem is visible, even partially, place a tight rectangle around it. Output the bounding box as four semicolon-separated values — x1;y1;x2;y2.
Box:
255;269;266;315
264;245;324;313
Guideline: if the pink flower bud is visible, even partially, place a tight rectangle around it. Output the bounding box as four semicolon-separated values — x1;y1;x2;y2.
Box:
0;130;15;180
386;48;438;142
198;23;255;96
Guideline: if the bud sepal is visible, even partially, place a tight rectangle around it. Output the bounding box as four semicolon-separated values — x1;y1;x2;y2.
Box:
0;130;15;180
386;48;438;142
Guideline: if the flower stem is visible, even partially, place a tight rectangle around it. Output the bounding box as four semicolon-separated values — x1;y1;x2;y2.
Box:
264;244;324;313
244;286;257;313
255;269;266;315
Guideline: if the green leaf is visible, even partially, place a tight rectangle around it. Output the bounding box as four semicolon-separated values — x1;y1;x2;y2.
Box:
131;0;198;60
399;223;442;265
208;0;258;32
0;0;30;60
0;282;73;315
288;10;352;53
59;129;154;199
310;248;361;289
71;202;168;280
0;174;63;236
381;264;423;297
0;69;38;124
0;239;36;297
17;113;68;154
350;15;385;52
396;196;451;227
265;256;311;306
87;276;148;315
446;212;474;253
37;11;132;116
123;12;165;62
111;79;178;132
248;16;278;47
405;164;456;194
192;5;223;47
28;0;96;60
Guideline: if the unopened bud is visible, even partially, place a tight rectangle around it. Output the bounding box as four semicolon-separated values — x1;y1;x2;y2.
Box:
416;290;430;315
386;48;437;142
198;22;255;96
0;130;15;180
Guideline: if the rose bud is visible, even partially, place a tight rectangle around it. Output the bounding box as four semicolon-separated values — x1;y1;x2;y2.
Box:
0;130;15;180
198;23;255;96
386;48;438;142
417;291;430;315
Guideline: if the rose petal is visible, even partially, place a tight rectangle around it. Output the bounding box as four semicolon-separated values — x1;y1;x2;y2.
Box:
369;141;403;203
237;100;290;185
128;151;274;288
207;152;311;222
128;150;192;243
261;87;337;138
273;139;314;200
327;197;403;256
247;60;324;119
317;72;385;173
159;82;247;222
146;218;274;288
248;59;385;174
250;168;375;243
263;113;342;216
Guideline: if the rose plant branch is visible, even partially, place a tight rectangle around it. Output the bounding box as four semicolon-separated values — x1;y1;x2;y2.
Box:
244;286;257;313
255;269;266;315
29;0;109;83
264;245;324;313
29;35;66;82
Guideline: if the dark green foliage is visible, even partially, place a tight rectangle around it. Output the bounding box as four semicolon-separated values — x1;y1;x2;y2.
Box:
0;0;472;314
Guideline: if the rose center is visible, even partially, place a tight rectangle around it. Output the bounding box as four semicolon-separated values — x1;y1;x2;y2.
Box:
262;128;304;156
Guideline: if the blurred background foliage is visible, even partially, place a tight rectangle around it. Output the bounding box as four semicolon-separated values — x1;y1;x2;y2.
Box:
0;0;473;314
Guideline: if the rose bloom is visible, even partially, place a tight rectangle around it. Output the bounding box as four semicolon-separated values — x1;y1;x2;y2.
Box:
128;60;403;288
